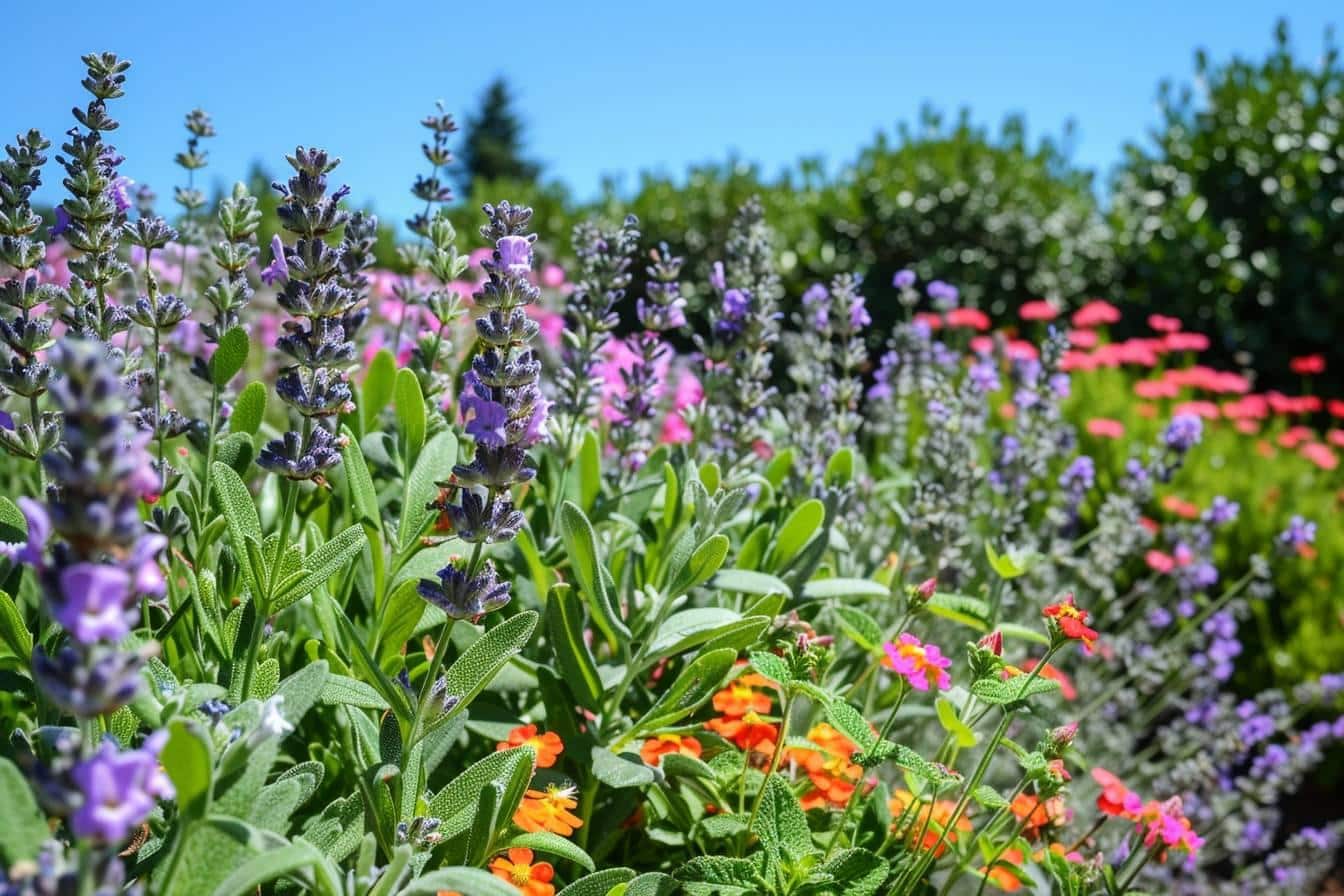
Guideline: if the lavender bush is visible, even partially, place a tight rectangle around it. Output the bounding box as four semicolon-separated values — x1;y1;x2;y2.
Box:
0;52;1338;896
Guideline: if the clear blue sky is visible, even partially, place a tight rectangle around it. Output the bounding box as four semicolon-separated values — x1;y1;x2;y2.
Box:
5;1;1339;229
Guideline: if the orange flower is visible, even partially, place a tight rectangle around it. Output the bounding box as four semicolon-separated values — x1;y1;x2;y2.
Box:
497;725;564;768
888;790;971;856
1018;659;1077;701
706;711;777;753
1042;595;1098;652
640;734;702;766
711;672;774;718
788;724;861;809
514;784;583;836
981;847;1026;892
1009;793;1065;839
489;848;555;896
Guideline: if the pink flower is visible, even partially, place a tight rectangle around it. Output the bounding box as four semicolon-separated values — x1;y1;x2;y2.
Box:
542;263;566;289
1071;299;1121;329
1019;300;1059;321
882;633;951;692
1086;418;1125;439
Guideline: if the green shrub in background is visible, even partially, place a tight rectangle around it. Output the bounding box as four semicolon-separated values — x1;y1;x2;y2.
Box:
1110;20;1344;390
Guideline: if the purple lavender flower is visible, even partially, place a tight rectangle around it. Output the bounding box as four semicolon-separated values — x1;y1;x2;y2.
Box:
709;260;726;291
848;295;871;328
1203;495;1240;526
1059;455;1095;491
49;205;71;238
1278;515;1317;550
259;234;288;285
497;234;532;274
1164;413;1203;453
55;564;134;643
968;359;1000;393
893;269;916;289
69;733;174;842
0;497;50;567
927;279;959;309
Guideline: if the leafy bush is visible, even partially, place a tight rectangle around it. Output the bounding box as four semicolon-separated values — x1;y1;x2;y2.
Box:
1110;20;1344;391
0;51;1341;896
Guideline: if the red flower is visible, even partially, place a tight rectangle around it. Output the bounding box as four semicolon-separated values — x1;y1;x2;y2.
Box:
1070;299;1121;329
1091;768;1142;819
1019;300;1060;321
1042;595;1098;652
1329;399;1344;419
1290;354;1326;375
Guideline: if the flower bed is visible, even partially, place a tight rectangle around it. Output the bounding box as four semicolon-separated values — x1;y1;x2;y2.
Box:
0;53;1340;896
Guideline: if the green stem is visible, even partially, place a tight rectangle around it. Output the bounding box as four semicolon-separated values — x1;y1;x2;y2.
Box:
900;711;1013;892
742;692;795;846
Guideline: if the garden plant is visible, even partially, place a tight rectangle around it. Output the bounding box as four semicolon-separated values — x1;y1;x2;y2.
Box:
0;52;1341;896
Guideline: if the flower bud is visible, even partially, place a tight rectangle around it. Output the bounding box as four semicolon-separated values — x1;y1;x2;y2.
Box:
978;630;1004;656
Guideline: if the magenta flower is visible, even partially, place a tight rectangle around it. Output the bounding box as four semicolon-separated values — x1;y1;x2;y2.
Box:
70;732;174;843
883;633;952;692
56;563;134;643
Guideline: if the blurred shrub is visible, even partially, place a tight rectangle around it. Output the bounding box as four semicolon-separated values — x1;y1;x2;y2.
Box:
1110;21;1344;389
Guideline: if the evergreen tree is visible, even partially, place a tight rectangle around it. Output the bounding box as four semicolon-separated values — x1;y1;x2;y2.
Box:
456;77;540;193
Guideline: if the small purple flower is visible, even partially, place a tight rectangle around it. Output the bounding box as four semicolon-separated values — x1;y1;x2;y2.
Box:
801;283;828;306
927;279;959;309
50;206;72;238
1164;413;1203;453
127;534;168;599
968;359;1000;394
107;176;134;214
1203;495;1239;526
70;732;174;843
461;393;509;448
1048;372;1070;398
893;269;916;289
722;288;750;319
848;296;871;329
496;235;532;275
56;563;134;643
1059;456;1095;491
709;260;726;292
0;497;50;568
1278;515;1317;549
260;235;289;286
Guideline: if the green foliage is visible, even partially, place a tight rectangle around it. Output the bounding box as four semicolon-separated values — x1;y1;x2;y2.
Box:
1110;20;1344;389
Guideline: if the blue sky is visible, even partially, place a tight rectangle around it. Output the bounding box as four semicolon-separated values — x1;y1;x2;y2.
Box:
5;1;1339;228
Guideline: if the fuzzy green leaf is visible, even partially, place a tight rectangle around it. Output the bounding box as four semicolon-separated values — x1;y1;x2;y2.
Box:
0;757;50;864
229;381;267;437
545;584;603;708
394;368;426;469
209;326;250;388
506;831;596;872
